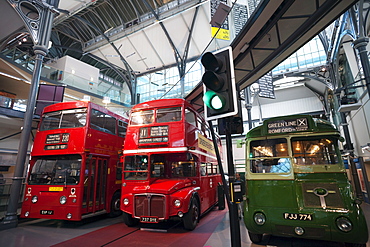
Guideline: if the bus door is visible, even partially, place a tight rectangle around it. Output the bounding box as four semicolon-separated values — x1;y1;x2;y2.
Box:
82;156;108;214
94;158;107;212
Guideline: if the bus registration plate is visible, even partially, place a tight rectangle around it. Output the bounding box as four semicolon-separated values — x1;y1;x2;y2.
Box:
40;210;54;215
284;213;312;221
140;216;159;223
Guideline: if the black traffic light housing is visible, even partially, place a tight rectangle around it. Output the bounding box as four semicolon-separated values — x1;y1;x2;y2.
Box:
201;46;238;120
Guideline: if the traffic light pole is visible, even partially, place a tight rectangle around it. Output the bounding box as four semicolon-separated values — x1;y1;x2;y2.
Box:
225;117;241;247
208;119;241;247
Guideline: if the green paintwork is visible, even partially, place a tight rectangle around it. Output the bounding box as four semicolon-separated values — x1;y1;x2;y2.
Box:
242;114;368;245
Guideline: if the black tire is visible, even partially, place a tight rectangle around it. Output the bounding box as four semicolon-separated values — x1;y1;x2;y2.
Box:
122;212;139;227
248;231;263;244
183;198;199;231
108;192;122;217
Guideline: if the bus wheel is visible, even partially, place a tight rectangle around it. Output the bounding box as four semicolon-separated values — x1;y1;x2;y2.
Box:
122;212;139;227
248;231;263;243
183;198;199;231
108;192;122;217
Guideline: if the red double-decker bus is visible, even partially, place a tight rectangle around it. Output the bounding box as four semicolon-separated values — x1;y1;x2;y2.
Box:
120;98;224;230
21;101;128;221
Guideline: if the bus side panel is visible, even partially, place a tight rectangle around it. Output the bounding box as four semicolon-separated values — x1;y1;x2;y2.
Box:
199;174;222;214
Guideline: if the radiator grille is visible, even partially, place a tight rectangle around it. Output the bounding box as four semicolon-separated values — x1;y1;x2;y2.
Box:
134;194;165;218
301;183;344;209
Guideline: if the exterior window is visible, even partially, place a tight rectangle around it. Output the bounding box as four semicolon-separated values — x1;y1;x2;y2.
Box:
172;161;196;177
116;161;122;180
156;107;182;123
249;138;291;174
130;110;154;125
90;109;116;134
40;108;87;130
118;120;128;138
123;155;148;180
28;155;81;185
291;138;338;165
185;108;196;126
200;163;207;176
206;163;218;175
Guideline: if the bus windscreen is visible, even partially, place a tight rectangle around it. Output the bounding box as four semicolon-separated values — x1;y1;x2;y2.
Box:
28;155;81;185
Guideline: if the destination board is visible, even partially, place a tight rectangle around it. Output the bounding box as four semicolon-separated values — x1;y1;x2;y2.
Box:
267;117;309;134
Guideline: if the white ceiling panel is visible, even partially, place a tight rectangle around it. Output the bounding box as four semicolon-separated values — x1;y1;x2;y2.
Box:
90;2;232;76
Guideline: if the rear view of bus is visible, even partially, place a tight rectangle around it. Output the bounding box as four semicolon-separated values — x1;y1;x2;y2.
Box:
244;114;368;246
21;101;127;221
120;99;224;230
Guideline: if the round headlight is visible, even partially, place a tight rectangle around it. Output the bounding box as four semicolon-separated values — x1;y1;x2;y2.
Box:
254;212;266;225
60;196;67;205
294;226;304;235
67;213;72;219
31;196;38;203
336;217;352;232
174;199;181;208
123;198;129;206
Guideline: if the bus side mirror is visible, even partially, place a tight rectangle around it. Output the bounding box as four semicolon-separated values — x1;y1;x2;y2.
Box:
236;139;245;148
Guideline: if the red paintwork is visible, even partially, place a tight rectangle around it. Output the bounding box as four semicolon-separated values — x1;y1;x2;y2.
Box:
21;101;127;220
121;98;223;223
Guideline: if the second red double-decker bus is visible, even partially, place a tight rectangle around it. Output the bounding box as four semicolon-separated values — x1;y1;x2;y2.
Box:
21;101;128;221
120;98;224;230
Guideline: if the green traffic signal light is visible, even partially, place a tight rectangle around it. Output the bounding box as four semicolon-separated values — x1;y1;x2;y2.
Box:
201;46;238;120
203;90;226;110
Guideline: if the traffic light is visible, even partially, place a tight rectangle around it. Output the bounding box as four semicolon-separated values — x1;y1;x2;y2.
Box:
201;46;238;120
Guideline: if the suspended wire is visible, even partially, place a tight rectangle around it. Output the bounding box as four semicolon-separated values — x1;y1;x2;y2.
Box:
159;0;239;99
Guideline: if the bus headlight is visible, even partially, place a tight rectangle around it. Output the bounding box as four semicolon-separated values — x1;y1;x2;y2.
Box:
174;199;181;208
60;196;67;205
67;213;72;219
254;212;266;225
336;217;352;232
31;196;38;203
123;198;129;206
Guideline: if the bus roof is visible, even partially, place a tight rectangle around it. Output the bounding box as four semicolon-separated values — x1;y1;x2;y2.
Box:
132;98;191;111
42;101;128;120
247;114;338;138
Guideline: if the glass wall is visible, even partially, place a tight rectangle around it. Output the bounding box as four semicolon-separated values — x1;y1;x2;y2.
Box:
272;36;326;74
137;60;203;103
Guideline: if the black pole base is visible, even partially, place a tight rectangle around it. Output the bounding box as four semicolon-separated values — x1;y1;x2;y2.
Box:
0;215;18;231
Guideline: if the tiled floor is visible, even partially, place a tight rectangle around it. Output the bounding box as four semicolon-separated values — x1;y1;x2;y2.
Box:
0;203;369;247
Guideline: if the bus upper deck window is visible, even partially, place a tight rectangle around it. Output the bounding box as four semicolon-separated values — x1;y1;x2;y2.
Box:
185;109;196;126
130;110;154;125
156;107;182;123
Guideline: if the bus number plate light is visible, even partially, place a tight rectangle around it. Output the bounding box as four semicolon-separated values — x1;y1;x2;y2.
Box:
140;216;159;223
284;213;312;221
